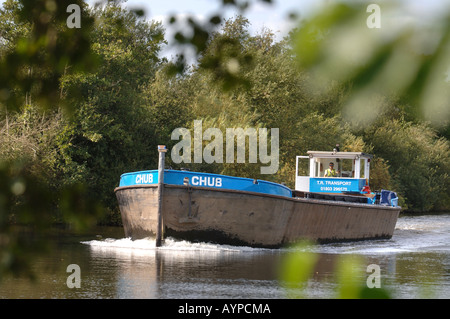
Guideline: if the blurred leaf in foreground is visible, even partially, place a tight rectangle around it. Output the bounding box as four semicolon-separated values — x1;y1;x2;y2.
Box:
280;241;392;299
279;241;318;298
292;2;450;129
0;0;99;114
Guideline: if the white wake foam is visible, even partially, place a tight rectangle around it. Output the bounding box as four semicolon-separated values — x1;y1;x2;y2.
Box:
81;236;268;253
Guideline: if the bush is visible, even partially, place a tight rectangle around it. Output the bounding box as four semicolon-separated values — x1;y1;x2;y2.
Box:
366;119;450;212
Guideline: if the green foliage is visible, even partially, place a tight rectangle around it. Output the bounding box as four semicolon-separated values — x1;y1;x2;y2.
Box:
0;105;61;178
56;2;169;215
164;0;274;80
292;2;450;130
0;0;99;113
198;15;254;91
142;67;192;145
365;119;450;211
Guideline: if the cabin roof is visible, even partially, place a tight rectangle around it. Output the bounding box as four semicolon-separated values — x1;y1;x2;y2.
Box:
306;151;373;159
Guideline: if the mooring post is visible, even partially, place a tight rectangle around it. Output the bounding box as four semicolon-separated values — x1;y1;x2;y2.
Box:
156;145;167;247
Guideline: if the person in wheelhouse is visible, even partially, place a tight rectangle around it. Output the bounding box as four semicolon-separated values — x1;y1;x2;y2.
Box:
324;162;338;177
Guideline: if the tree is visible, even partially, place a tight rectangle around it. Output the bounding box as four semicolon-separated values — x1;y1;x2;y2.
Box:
57;2;167;220
0;0;97;113
365;119;450;211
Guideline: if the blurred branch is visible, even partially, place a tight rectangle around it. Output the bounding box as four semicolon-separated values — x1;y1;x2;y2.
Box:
0;0;99;114
292;2;450;129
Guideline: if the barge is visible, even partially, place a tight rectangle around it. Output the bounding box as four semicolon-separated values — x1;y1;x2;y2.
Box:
115;146;400;248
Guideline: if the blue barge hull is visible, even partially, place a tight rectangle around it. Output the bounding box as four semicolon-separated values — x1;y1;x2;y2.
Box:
119;169;292;198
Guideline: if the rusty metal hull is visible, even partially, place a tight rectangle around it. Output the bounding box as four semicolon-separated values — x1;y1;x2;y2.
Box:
115;184;400;248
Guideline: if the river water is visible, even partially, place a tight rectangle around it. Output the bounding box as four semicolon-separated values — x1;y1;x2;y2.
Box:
0;214;448;299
